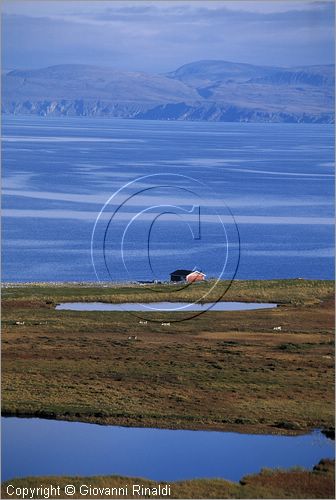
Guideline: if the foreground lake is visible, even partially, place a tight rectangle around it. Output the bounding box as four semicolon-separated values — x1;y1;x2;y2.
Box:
2;417;333;482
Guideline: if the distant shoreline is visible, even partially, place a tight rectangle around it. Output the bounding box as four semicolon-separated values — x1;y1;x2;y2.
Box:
2;277;335;290
3;61;334;123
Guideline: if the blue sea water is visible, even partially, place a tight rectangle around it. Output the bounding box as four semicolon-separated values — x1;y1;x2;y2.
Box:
2;116;334;282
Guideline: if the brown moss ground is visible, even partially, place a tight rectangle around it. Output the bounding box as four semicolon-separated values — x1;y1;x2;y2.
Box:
1;280;334;434
1;460;334;499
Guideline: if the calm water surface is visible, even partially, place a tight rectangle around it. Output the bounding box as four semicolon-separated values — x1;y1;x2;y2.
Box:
56;301;277;312
1;417;334;482
2;117;334;282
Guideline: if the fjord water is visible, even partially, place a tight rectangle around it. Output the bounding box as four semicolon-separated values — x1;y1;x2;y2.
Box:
2;417;334;482
2;116;334;282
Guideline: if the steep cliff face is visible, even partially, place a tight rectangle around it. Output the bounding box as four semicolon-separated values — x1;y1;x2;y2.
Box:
136;102;334;124
3;100;152;118
2;61;334;123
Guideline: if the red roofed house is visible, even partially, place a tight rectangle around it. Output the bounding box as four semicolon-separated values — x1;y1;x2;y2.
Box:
186;270;206;283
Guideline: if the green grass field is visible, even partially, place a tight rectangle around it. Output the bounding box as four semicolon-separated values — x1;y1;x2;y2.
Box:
2;279;334;433
2;278;333;305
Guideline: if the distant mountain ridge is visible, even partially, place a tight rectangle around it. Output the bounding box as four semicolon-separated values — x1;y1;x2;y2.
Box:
2;60;334;123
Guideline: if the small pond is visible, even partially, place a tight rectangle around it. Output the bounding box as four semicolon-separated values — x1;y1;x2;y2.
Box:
2;417;333;482
56;301;277;312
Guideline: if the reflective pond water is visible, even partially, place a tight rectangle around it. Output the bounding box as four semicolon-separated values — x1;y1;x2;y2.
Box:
56;301;277;312
2;417;334;482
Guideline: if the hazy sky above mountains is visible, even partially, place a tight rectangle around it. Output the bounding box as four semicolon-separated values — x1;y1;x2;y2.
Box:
2;1;334;72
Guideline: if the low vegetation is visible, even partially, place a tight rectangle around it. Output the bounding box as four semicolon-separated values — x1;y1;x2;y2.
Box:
1;280;334;434
2;278;333;306
1;459;334;499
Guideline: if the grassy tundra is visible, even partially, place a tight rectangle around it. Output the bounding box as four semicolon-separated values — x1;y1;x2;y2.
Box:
1;279;334;434
1;460;335;499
